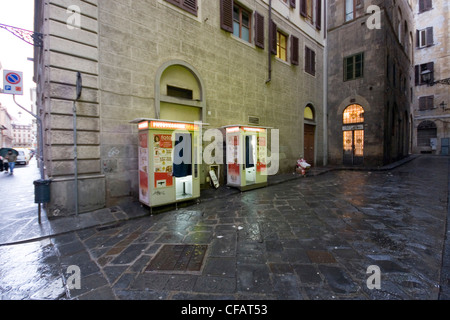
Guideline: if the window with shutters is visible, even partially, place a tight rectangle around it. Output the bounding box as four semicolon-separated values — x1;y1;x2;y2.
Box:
233;4;251;43
417;27;434;48
276;31;288;61
415;62;434;86
419;96;434;111
221;1;262;47
344;52;364;81
418;0;433;13
305;46;316;76
300;0;322;30
165;0;198;16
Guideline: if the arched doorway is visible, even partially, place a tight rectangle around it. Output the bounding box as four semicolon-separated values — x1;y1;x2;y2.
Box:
417;120;437;152
155;60;206;122
343;104;364;165
304;104;315;166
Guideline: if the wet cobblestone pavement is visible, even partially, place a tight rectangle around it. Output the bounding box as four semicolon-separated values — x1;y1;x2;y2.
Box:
1;155;449;300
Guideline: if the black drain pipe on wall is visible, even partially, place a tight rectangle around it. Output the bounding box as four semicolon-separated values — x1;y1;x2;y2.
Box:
266;0;272;84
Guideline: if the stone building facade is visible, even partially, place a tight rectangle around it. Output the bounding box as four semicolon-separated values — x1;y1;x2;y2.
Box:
12;123;35;148
412;0;450;155
0;103;14;148
34;0;326;216
327;0;414;167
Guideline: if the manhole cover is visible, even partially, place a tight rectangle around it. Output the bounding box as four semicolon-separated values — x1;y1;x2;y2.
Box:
146;244;208;272
307;250;336;264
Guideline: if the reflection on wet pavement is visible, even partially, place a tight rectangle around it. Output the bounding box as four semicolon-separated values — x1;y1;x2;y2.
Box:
0;155;448;300
0;239;66;299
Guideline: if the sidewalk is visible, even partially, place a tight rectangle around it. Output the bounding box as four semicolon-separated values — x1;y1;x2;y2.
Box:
0;154;420;246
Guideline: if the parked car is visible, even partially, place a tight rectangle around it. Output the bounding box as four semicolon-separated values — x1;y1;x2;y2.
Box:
14;148;31;165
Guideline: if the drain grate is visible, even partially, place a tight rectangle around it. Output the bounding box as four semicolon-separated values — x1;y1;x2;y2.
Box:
306;250;337;264
146;244;208;272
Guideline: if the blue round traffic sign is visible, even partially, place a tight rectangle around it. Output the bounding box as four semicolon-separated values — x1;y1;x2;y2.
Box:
6;72;21;85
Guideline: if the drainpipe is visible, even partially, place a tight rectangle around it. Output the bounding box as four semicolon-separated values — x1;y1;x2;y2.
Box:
323;0;328;166
266;0;272;84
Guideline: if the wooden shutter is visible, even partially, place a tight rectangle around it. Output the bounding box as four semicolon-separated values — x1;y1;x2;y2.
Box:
291;35;299;65
182;0;197;16
254;11;265;49
427;96;434;109
419;0;425;12
305;47;311;73
323;0;327;39
426;27;434;46
419;97;426;110
165;0;197;16
416;30;420;47
290;0;296;8
420;0;433;12
305;46;316;75
300;0;307;17
220;0;234;33
428;62;434;83
415;65;420;86
269;19;277;55
419;96;434;110
315;0;322;30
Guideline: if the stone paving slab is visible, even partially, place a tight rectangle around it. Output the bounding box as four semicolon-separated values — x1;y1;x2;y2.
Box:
1;155;450;301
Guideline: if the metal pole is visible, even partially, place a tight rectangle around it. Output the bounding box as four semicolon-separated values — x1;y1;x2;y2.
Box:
73;100;79;216
73;72;82;216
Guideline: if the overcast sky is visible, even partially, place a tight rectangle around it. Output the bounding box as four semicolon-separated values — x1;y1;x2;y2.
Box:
0;0;35;124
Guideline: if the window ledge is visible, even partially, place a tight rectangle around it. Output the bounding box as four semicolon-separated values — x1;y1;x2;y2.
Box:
230;34;255;49
275;57;290;66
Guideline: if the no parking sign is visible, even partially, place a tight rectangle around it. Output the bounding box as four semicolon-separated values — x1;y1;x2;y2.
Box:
2;70;24;95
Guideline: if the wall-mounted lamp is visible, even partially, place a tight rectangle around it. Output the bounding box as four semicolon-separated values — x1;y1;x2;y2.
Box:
421;70;431;84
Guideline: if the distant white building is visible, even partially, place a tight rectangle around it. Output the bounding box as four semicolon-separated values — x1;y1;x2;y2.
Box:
12;122;35;148
0;103;13;148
